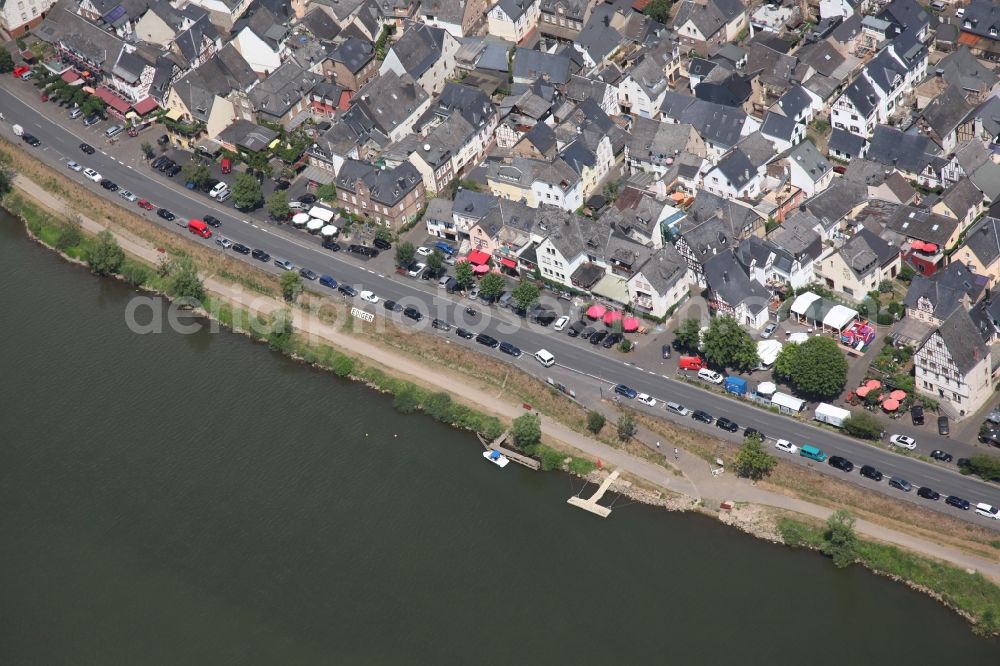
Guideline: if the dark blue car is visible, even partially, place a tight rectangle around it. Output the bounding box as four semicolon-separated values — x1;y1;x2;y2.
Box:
614;384;637;399
319;275;337;289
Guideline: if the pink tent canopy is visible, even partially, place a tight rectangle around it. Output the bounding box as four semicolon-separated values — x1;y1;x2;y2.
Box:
622;317;640;332
473;263;490;274
889;389;907;401
586;304;607;319
882;398;900;412
856;386;870;397
865;379;882;390
603;310;622;325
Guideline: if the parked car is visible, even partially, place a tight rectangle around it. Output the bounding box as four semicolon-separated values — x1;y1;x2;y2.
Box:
697;368;724;384
691;410;713;424
338;284;358;297
614;384;638;399
910;404;924;425
946;495;971;510
455;328;475;339
828;456;854;472
12;65;30;78
119;190;137;202
774;439;797;454
930;449;953;463
203;215;222;228
917;487;940;501
403;306;423;321
360;290;378;303
499;341;521;357
299;268;318;281
431;318;451;331
637;393;657;407
322;239;342;252
251;249;271;262
889;434;916;450
319;275;337;289
215;237;232;249
476;333;499;348
716;417;738;432
553;316;570;332
859;465;883;481
373;238;392;251
231;243;251;255
589;330;608;345
156;208;176;221
297;193;317;204
166;163;182;177
137;199;154;210
83;114;101;127
744;427;764;440
21;133;40;146
348;244;378;258
974;503;1000;520
580;326;596;340
416;246;433;257
383;300;403;312
79;142;95;154
937;415;950;436
661;344;671;359
567;321;586;337
100;179;119;191
888;476;912;492
602;332;623;348
67;161;83;172
761;322;778;338
665;401;691;416
83;168;102;183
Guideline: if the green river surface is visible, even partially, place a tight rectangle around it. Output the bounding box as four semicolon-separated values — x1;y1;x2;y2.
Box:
1;211;998;664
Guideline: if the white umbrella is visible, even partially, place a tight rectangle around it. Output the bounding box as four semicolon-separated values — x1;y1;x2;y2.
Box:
306;218;324;232
321;224;338;237
292;213;310;226
756;381;776;396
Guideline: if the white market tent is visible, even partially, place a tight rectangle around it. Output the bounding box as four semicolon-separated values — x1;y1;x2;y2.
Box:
815;403;852;427
306;218;324;232
756;381;776;395
292;213;311;226
787;332;810;344
320;224;338;237
771;392;805;413
309;206;335;223
823;304;858;331
757;339;782;367
790;292;821;317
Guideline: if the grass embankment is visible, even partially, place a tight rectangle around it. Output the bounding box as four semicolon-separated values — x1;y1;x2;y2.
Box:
776;513;1000;636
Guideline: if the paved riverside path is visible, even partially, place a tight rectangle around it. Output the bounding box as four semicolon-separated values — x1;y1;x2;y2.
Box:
14;174;1000;583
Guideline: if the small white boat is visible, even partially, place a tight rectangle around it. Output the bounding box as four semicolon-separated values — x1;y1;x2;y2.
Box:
483;448;509;468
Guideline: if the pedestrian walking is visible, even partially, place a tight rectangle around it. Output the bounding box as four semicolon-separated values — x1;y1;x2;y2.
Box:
674;448;679;460
656;441;661;449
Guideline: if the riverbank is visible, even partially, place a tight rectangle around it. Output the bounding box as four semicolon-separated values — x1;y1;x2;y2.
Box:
3;143;1000;634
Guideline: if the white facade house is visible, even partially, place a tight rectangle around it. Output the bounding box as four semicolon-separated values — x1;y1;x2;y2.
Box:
1;0;56;36
530;170;585;212
914;309;993;419
233;24;284;74
487;0;540;43
536;235;585;286
379;24;460;96
628;255;694;319
619;56;670;119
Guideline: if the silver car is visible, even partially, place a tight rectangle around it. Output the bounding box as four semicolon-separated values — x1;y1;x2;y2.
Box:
119;189;137;202
761;322;778;338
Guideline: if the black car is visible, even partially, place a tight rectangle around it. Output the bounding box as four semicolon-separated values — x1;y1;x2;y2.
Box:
716;417;738;432
930;449;953;463
231;243;251;255
455;328;475;339
298;193;317;204
322;239;342;252
338;284;358;297
166;163;182;177
203;215;222;228
299;268;318;281
859;465;883;481
403;306;423;321
603;332;623;348
692;410;713;424
200;178;220;193
157;134;170;145
383;300;403;312
499;341;521;357
79;142;95;154
373;238;392;251
580;326;596;340
150;155;168;169
937;415;950;436
432;318;451;331
946;495;971;510
661;344;671;359
475;333;499;348
828;456;854;473
83;113;101;127
274;180;290;190
22;133;40;146
156;208;175;221
590;330;608;345
157;159;175;173
100;180;119;191
910;404;925;426
671;339;684;351
348;244;379;258
567;321;586;337
917;487;941;501
744;427;764;440
251;249;271;262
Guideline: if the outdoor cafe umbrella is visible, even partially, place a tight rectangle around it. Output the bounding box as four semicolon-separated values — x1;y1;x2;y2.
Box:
473;264;490;274
292;213;310;226
603;310;622;326
865;379;882;390
586;304;607;319
882;398;900;412
622;316;641;332
856;386;870;398
889;389;907;401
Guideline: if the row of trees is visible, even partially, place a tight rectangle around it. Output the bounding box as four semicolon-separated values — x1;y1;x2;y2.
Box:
674;315;760;372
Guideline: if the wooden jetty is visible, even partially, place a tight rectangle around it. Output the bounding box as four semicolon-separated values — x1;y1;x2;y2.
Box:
477;431;540;470
567;470;620;518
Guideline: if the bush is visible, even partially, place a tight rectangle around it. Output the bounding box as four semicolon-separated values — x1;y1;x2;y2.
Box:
617;414;636;441
569;457;596;475
119;260;150;287
822;510;858;568
331;353;355;377
512;413;541;449
843;412;883;440
537;445;565;471
423;392;453;422
55;221;83;251
480;417;505;441
85;229;124;276
393;383;421;414
586;410;606;434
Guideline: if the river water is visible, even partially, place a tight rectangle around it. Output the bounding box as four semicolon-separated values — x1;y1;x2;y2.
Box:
0;212;997;664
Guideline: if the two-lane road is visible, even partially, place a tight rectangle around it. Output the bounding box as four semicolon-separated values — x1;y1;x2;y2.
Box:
4;84;1000;529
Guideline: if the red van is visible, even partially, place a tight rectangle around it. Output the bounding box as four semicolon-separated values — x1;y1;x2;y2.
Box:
678;355;707;371
220;157;232;174
188;219;212;238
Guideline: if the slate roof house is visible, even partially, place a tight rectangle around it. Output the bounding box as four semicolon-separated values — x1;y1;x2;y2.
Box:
703;249;772;329
914;307;993;419
379;22;459;95
672;0;748;57
335;159;426;232
956;217;1000;289
418;0;492;37
814;228;901;300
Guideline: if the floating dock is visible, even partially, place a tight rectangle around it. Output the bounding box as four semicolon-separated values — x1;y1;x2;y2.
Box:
567;470;620;518
477;431;540;470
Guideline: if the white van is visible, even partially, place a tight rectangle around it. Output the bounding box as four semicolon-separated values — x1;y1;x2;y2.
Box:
534;349;555;367
697;368;724;384
209;181;229;199
975;503;1000;519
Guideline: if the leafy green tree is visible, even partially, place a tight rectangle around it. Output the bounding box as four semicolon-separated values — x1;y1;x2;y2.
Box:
822;510;858;569
512;281;539;311
81;94;105;118
773;336;848;400
375;227;393;242
616;413;636;441
55;216;83;252
733;434;776;481
586;410;606;434
280;270;303;302
644;0;672;23
0;47;14;74
181;161;210;188
963;455;1000;482
455;260;475;289
512;413;541;450
168;257;204;302
267;311;294;352
673;318;701;352
395;241;416;268
315;183;337;202
140;141;155;160
479;273;505;300
232;172;263;210
843;412;883;440
702;314;760;371
426;249;444;275
85;230;124;276
266;190;290;220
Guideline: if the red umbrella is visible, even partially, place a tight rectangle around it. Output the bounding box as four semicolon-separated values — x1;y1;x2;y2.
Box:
856;386;870;397
622;316;640;332
586;304;606;319
882;398;900;412
603;310;622;325
473;264;490;274
865;379;882;390
889;389;906;401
